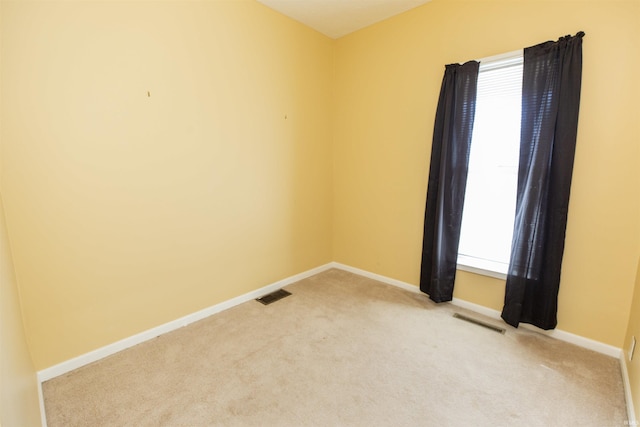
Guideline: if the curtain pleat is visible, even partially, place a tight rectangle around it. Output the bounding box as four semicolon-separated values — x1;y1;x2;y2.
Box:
502;32;584;329
420;61;479;303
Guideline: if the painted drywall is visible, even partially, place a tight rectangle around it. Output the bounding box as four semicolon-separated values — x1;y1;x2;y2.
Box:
333;0;640;347
0;2;42;420
1;0;333;369
2;0;638;376
624;258;640;421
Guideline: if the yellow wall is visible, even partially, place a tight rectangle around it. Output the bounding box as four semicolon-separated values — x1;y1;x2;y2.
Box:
1;0;333;369
333;0;640;347
2;0;639;378
1;2;42;421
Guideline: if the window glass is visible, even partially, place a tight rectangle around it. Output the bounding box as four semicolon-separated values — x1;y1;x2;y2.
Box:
458;53;523;275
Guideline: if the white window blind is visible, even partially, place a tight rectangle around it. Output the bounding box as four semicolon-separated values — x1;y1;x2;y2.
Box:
457;51;523;277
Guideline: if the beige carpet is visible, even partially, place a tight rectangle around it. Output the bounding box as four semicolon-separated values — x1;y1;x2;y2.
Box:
43;269;627;426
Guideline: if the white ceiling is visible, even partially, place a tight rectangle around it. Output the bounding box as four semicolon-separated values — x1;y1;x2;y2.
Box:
256;0;432;39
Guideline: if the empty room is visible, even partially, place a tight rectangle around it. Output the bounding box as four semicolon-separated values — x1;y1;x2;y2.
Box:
1;0;639;425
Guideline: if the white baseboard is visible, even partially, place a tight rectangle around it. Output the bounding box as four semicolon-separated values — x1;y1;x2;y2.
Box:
329;262;422;294
620;353;638;426
331;262;622;358
37;261;633;427
37;263;334;383
37;377;48;427
450;295;622;358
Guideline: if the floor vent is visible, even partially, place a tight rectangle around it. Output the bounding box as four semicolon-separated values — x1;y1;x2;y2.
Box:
453;313;506;334
256;289;291;305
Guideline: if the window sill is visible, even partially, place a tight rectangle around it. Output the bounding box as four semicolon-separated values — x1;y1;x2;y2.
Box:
456;255;508;280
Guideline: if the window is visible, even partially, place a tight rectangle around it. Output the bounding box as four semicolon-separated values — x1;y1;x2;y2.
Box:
457;51;523;279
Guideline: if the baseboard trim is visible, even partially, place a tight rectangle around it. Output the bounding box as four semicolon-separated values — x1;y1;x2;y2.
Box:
451;297;622;358
620;353;638;425
37;260;631;424
37;262;638;427
331;262;622;358
329;262;421;294
37;263;334;383
37;377;48;427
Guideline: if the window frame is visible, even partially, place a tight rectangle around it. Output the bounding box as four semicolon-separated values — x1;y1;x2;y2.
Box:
456;49;523;281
